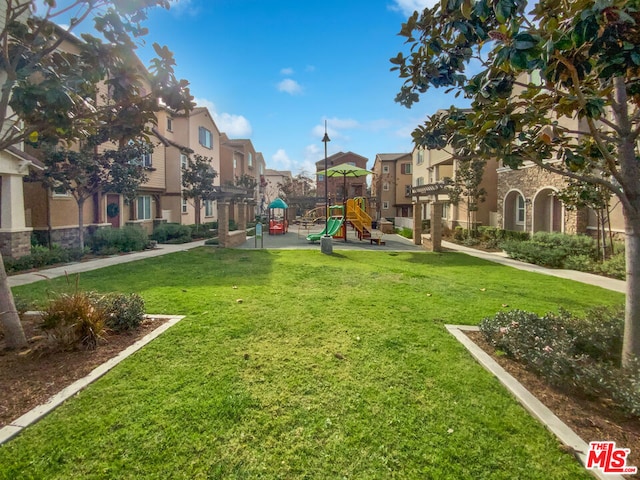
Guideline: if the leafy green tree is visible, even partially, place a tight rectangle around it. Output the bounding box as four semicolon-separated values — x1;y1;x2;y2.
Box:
35;138;151;250
0;0;192;349
182;154;218;227
392;0;640;365
449;159;487;237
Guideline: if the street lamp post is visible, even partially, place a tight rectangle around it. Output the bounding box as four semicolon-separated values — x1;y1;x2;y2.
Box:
321;121;332;255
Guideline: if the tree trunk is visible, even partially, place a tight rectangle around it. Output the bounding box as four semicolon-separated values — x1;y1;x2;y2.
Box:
78;197;85;250
194;197;201;227
623;210;640;367
0;253;27;349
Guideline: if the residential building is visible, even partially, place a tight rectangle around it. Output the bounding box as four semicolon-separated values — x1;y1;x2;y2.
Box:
220;135;261;220
496;71;624;237
157;106;221;226
372;153;414;223
315;151;368;207
263;169;293;206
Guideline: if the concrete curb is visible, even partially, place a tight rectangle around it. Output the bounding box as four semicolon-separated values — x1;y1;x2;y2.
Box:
445;324;626;480
0;314;185;446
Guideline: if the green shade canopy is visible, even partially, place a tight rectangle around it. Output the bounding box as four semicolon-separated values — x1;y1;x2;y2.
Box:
317;163;372;178
268;198;288;209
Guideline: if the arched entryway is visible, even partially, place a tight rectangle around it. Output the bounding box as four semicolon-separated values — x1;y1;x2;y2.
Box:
503;190;526;231
533;188;563;233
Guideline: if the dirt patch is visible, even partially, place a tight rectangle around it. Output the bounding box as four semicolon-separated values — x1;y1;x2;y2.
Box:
0;315;168;429
466;330;640;478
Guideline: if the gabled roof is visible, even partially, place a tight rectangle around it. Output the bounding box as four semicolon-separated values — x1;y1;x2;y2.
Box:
376;153;411;162
7;146;44;170
315;151;368;168
151;127;193;154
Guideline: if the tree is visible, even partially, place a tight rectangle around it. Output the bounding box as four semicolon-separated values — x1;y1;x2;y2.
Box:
0;0;192;350
35;138;151;250
182;154;218;227
392;0;640;365
449;159;487;236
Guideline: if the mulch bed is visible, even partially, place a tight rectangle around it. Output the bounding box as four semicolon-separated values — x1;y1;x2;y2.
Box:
466;330;640;478
0;316;167;429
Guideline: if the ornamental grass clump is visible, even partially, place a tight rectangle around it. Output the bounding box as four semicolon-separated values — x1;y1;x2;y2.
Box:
40;290;107;351
480;306;640;417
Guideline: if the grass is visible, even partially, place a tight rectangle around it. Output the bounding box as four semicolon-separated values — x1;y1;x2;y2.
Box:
1;248;623;479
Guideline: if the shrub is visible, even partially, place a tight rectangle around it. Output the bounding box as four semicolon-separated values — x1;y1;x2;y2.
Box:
90;225;150;253
151;223;192;244
40;290;107;350
99;293;145;332
204;238;219;245
4;244;87;274
592;251;626;280
479;306;640;416
500;232;595;268
395;227;413;239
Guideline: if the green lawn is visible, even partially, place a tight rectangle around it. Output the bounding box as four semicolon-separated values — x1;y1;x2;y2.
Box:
1;249;623;479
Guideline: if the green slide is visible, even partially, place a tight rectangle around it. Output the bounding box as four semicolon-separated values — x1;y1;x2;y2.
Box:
306;217;344;242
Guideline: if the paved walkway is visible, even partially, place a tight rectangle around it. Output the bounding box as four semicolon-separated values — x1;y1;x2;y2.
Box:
8;241;206;288
8;232;625;294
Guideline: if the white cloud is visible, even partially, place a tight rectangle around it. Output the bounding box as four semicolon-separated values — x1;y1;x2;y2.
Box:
305;65;316;73
280;67;294;75
277;78;303;95
214;113;253;137
272;149;293;169
169;0;200;16
389;0;438;16
312;117;360;141
194;97;253;137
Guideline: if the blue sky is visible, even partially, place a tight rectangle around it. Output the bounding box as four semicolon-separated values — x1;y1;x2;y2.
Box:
117;1;470;174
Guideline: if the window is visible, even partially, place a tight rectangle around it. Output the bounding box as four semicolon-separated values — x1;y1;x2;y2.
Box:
318;174;325;181
248;153;253;167
182;198;188;214
52;181;70;197
205;200;214;217
167;117;173;132
260;164;264;175
137;196;151;220
405;185;412;197
382;165;390;174
141;151;152;168
516;195;525;224
180;154;188;170
417;149;424;165
401;163;412;175
383;182;389;191
233;158;237;169
442;203;449;219
416;177;424;186
199;127;212;148
382;201;389;210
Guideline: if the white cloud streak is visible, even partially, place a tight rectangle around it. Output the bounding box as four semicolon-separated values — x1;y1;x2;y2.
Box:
277;78;303;95
194;97;253;137
389;0;438;17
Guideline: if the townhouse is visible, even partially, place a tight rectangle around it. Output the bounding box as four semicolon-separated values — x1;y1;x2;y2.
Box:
371;153;413;223
219;134;266;221
315;151;369;208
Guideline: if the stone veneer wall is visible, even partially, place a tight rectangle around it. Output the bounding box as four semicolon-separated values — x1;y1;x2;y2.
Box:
31;224;112;250
0;230;31;259
497;165;588;234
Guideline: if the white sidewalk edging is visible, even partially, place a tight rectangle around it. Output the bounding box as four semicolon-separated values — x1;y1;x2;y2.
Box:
445;324;625;480
0;314;185;446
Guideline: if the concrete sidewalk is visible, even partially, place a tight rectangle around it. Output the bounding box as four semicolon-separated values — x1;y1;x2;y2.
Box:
441;240;625;294
8;240;206;288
